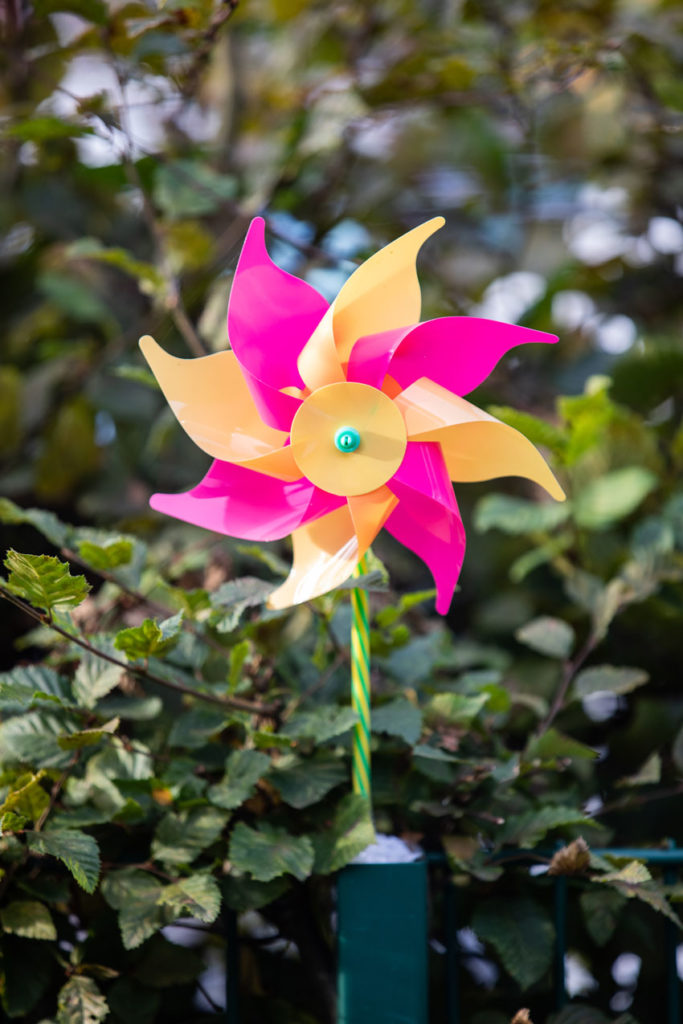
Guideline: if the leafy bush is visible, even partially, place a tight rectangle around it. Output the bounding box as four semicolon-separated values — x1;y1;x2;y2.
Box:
2;1;683;1022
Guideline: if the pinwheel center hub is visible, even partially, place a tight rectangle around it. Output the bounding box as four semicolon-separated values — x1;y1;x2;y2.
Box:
290;382;407;497
334;426;361;453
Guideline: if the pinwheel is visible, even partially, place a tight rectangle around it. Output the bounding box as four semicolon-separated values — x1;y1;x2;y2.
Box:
140;215;565;798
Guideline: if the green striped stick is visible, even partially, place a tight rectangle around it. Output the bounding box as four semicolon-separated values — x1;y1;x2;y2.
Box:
350;555;371;800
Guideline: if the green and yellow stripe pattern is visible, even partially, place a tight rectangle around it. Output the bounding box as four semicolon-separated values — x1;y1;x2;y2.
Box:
350;555;371;800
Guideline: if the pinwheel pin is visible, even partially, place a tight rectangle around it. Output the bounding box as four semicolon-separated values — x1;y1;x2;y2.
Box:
140;215;565;799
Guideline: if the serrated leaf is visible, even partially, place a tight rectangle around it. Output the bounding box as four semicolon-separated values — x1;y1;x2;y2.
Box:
574;467;657;530
516;617;575;659
208;749;269;810
76;537;134;571
73;641;122;708
114;611;183;660
154;159;237;218
487;406;567;454
152;807;228;865
548;838;591;876
101;870;174;950
0;497;69;546
313;793;376;874
580;887;626;946
617;752;661;787
56;975;109;1024
222;875;290;911
168;706;230;749
0;665;72;709
372;698;422;745
3;550;90;612
282;705;358;743
573;665;649;699
594;862;682;928
525;729;598;763
427;692;489;725
474;494;570;535
272;753;346;809
58;717;119;751
209;577;273;632
27;829;100;893
473;898;554;989
1;900;57;940
500;806;595;847
157;873;221;923
229;822;314;882
0;771;49;821
0;711;74;767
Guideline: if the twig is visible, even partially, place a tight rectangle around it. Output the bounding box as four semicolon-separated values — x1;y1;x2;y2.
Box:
595;783;683;820
537;631;598;734
0;586;277;715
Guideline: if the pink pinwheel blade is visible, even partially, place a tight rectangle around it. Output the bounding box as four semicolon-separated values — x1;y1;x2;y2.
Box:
385;318;558;397
150;460;344;542
346;327;412;389
228;217;329;398
387;441;465;614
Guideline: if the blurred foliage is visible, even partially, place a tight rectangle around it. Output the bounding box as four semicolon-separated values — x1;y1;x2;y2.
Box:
1;0;683;1022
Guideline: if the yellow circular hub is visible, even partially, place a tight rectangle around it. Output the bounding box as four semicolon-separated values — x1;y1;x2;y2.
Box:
289;382;407;497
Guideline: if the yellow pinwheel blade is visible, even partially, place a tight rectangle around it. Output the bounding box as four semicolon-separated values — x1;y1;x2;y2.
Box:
267;497;389;609
297;218;444;391
395;377;565;501
140;336;301;481
348;486;398;551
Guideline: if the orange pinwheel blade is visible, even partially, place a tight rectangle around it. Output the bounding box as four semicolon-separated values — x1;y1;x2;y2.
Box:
267;497;389;609
140;336;301;481
297;218;444;391
395;378;566;501
348;486;398;551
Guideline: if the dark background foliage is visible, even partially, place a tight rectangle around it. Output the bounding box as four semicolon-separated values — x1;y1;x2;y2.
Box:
1;1;683;1022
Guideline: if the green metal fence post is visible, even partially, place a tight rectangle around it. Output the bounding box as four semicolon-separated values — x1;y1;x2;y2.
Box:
665;840;680;1024
225;907;240;1023
553;873;568;1010
337;861;429;1024
445;879;460;1024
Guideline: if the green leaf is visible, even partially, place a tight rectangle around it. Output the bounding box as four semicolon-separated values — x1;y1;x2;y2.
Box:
73;640;122;708
486;406;567;454
229;822;315;882
313;793;375;874
67;239;164;296
168;706;230;748
515;617;575;659
32;0;107;24
500;806;595;847
228;639;251;692
472;898;554;989
157;873;221;924
222;875;290;911
209;577;273;632
594;862;683;928
152;807;228;865
208;749;269;810
474;494;570;535
76;537;134;571
372;698;422;745
0;497;69;546
573;665;649;699
617;751;661;787
580;888;626;946
0;711;74;767
3;550;90;612
101;870;174;950
525;729;598;763
154;159;237;218
0;771;49;821
574;467;657;530
58;717;119;751
114;611;183;659
56;975;109;1024
272;752;346;809
426;692;490;725
0;665;72;710
282;705;358;743
1;900;57;941
27;829;101;893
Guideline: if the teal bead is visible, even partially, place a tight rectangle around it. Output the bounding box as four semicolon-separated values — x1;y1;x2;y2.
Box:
334;426;361;453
